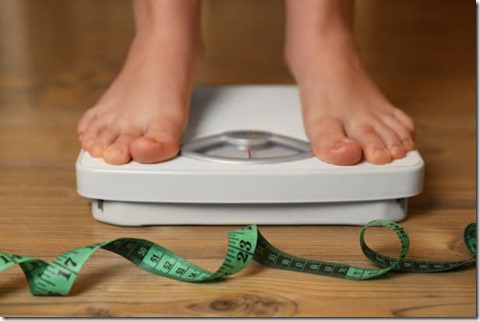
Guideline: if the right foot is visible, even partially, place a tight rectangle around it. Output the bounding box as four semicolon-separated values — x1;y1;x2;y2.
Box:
77;0;202;165
284;0;415;165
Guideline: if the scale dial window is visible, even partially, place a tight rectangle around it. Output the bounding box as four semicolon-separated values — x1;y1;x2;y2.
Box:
181;130;313;164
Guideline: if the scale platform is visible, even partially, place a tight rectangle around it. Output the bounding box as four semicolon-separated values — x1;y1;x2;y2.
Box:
76;85;424;226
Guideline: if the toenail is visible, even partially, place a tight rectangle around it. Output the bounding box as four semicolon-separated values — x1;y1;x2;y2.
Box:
332;142;346;151
105;147;123;159
390;145;403;157
374;148;389;158
83;139;95;149
402;139;415;150
332;141;352;151
91;143;105;154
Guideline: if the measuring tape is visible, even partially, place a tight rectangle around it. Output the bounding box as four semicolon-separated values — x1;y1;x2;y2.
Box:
0;220;476;296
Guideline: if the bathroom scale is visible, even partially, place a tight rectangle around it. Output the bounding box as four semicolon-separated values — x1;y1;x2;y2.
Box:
76;85;424;226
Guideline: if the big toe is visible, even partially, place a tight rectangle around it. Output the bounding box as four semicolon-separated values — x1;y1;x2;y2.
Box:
130;136;180;163
313;140;363;166
308;117;362;165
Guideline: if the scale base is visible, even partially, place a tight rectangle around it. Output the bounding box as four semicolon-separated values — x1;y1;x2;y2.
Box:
91;199;407;226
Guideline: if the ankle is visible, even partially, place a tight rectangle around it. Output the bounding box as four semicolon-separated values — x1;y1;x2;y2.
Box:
285;28;361;83
130;0;204;67
126;29;205;73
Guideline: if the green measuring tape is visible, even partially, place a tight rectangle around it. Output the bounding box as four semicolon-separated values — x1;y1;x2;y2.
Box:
0;219;476;296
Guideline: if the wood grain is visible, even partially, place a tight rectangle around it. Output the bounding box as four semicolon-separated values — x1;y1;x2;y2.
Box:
0;0;476;317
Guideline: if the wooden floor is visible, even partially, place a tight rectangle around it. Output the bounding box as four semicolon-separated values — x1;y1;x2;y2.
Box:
0;0;476;317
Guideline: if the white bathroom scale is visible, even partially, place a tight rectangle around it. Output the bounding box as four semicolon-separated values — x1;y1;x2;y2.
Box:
76;85;424;226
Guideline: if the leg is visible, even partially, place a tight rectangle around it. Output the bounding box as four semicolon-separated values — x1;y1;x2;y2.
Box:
284;0;415;165
77;0;203;164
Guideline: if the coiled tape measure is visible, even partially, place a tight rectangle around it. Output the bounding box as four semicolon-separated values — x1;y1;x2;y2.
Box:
0;219;476;296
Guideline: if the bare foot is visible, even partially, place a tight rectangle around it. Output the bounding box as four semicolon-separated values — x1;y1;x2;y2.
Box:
285;0;415;165
77;0;202;165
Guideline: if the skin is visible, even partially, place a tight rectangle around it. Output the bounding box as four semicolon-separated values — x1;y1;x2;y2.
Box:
77;0;415;166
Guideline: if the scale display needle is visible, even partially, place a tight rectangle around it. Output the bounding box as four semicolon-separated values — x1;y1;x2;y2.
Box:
247;146;252;159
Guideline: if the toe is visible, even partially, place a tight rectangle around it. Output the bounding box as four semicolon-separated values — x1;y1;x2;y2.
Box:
393;108;416;134
77;108;97;141
308;117;363;165
104;132;139;165
80;123;102;152
89;128;119;158
373;122;406;160
323;141;363;165
369;148;391;164
104;147;130;165
389;145;406;159
130;131;180;164
382;115;415;152
129;117;184;163
351;125;392;164
402;138;415;151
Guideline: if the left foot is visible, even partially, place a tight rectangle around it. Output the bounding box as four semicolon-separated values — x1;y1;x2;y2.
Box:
285;1;415;165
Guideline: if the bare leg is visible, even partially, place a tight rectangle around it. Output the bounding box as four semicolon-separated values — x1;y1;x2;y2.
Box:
285;0;415;165
77;0;203;164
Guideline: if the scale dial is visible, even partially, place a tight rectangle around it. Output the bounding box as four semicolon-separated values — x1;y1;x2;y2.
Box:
181;130;313;164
